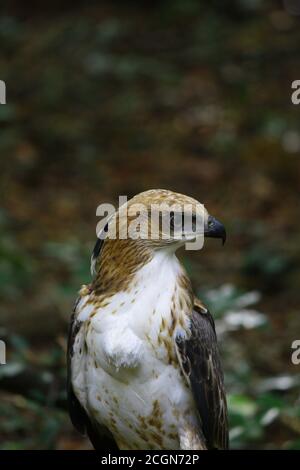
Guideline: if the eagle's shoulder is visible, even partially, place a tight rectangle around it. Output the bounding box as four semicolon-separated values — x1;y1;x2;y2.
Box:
193;297;216;333
175;297;229;449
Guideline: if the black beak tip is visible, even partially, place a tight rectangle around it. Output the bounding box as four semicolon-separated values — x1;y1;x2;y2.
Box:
205;215;226;245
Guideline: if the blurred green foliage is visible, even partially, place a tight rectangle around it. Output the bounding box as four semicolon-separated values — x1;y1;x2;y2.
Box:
0;0;300;450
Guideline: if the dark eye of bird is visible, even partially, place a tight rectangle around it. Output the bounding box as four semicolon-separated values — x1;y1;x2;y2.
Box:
169;211;175;229
171;212;185;234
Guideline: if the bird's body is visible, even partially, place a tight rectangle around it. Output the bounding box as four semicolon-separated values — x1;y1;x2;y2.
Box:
68;189;228;450
72;252;201;449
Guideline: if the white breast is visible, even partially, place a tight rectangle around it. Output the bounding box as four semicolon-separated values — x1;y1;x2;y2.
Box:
72;251;199;449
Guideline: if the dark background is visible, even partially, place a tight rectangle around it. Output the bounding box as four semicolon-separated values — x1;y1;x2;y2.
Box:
0;0;300;449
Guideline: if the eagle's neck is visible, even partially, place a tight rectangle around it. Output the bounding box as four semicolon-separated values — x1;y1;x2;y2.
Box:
122;249;194;340
92;238;153;297
78;248;194;368
91;242;194;328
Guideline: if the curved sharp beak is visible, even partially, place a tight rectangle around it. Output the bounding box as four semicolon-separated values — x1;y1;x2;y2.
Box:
205;215;226;245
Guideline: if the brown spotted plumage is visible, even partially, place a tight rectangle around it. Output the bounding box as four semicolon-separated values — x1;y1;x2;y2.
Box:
67;189;228;450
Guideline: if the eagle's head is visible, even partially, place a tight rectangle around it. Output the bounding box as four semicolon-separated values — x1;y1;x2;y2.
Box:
92;189;226;292
103;189;226;250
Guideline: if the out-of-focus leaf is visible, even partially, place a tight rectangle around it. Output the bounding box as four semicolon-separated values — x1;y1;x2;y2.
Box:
201;284;261;318
222;309;268;330
257;375;300;393
260;408;280;426
228;394;258;417
0;362;25;378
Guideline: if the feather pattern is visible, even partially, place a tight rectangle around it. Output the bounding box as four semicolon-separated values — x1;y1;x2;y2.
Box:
67;189;229;450
67;300;118;451
176;301;229;449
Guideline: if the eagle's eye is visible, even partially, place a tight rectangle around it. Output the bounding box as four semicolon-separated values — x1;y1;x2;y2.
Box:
170;211;175;229
169;211;185;232
191;214;198;232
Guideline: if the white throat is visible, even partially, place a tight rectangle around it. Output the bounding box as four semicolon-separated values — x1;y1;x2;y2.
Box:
83;249;191;369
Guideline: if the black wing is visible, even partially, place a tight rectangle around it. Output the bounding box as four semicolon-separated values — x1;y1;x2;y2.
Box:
91;225;108;276
67;236;118;451
176;301;229;449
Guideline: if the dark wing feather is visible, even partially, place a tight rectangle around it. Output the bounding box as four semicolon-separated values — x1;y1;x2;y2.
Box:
67;304;85;436
67;240;118;451
176;301;229;449
91;225;108;275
